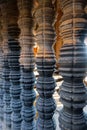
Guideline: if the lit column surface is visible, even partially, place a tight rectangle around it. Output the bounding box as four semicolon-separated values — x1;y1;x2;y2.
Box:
59;0;87;130
34;0;56;129
17;0;36;130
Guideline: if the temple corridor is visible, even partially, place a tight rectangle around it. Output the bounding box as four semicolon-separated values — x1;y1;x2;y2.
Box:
0;0;87;130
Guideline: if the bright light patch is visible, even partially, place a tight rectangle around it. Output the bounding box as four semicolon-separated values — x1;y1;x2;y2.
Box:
84;38;87;45
84;76;87;82
84;76;87;86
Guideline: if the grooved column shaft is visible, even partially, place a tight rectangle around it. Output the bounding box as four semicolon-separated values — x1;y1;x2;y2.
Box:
59;0;87;130
34;0;56;129
17;0;36;130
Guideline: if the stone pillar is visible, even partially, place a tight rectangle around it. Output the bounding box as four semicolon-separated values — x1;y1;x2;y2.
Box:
85;3;87;42
17;0;36;130
54;0;63;61
34;0;56;129
6;0;22;130
59;0;87;130
85;3;87;14
0;13;4;129
0;2;12;128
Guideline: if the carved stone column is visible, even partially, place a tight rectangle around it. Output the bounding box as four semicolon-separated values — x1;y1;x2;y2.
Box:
34;0;56;129
0;13;4;129
17;0;36;130
8;25;21;130
59;0;87;130
0;2;12;128
85;3;87;15
6;1;22;130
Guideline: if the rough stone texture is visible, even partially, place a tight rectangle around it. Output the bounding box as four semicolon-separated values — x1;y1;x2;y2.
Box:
34;0;56;129
4;1;22;130
59;0;87;130
0;14;4;129
17;0;36;130
0;2;12;129
8;25;21;130
54;0;63;61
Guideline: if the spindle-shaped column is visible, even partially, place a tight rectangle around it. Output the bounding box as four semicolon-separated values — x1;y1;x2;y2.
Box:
17;0;36;130
0;15;3;129
0;2;12;128
6;1;22;130
59;0;87;130
34;0;56;129
8;25;21;130
0;48;3;130
85;3;87;15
